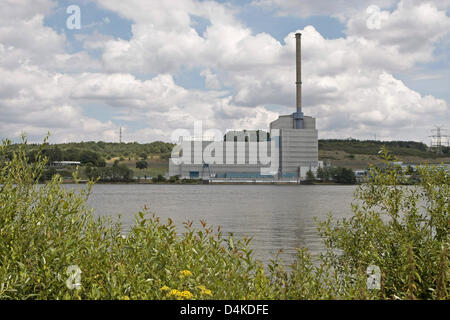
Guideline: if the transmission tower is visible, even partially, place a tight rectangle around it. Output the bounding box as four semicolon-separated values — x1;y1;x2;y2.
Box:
429;126;448;155
119;126;122;144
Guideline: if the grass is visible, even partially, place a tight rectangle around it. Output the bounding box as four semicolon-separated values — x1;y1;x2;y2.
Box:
319;149;450;169
106;156;168;178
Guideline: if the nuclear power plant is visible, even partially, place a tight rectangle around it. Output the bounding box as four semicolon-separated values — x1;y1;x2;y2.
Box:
169;33;320;181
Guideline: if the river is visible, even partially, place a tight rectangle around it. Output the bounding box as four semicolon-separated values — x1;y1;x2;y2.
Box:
80;184;357;265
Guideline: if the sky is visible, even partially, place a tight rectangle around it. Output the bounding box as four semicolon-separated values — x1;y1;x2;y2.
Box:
0;0;449;144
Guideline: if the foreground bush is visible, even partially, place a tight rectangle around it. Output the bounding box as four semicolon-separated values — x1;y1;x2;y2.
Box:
317;148;449;299
0;139;448;299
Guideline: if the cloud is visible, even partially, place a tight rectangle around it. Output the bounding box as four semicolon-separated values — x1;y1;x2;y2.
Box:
345;1;450;68
315;72;448;140
251;0;450;20
201;69;221;89
0;0;99;73
0;0;448;144
0;62;117;142
251;0;397;20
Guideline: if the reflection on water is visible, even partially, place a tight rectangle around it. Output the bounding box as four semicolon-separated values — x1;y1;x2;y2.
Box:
79;184;356;265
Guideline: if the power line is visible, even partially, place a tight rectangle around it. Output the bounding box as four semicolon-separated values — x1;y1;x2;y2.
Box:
429;126;448;155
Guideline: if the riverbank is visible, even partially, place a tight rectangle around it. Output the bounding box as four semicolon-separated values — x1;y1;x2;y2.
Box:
60;178;356;185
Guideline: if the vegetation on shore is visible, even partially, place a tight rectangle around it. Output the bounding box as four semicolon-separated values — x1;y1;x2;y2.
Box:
306;166;356;184
4;139;448;181
0;138;446;185
0;138;448;300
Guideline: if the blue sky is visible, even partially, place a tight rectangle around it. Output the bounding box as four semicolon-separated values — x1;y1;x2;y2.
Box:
44;0;448;100
0;0;449;143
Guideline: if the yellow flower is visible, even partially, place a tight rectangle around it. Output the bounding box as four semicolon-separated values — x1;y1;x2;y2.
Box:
120;296;130;300
169;289;180;297
181;290;193;299
160;285;170;291
179;270;193;278
196;285;212;296
167;289;194;300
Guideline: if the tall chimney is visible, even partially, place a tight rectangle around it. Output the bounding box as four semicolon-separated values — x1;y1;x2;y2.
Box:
296;33;302;113
294;33;304;129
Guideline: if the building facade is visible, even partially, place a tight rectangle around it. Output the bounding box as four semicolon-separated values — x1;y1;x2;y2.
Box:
169;32;320;180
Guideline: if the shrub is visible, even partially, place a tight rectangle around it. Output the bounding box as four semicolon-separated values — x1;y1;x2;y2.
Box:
85;165;133;182
0;139;448;300
306;170;315;182
332;167;356;184
316;167;329;181
152;174;166;183
317;147;449;299
136;160;148;170
0;138;262;299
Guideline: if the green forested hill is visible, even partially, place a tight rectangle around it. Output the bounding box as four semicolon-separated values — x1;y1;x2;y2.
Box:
23;141;174;163
5;139;449;174
13;139;448;160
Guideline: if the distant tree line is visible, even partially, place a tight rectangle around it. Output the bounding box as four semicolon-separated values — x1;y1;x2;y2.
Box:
26;147;106;167
314;166;357;184
18;141;174;165
85;161;133;182
39;141;174;158
151;174;200;184
9;139;447;167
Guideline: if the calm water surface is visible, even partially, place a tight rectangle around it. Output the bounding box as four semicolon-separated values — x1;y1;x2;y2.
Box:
80;184;357;264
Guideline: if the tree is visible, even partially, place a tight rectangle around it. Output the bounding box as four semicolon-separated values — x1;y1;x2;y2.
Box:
63;148;80;161
332;167;356;184
79;150;105;167
306;169;315;181
117;164;133;181
97;158;106;167
140;152;148;160
316;167;329;181
42;146;63;161
80;150;99;166
136;160;148;170
40;167;57;182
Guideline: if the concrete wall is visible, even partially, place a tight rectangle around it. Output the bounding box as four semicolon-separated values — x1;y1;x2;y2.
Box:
224;130;269;142
169;139;276;178
269;114;318;174
270;115;294;129
279;128;318;174
303;116;316;130
169;114;319;179
270;114;315;130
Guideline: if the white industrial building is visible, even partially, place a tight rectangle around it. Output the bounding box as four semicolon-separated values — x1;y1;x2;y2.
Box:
169;33;320;181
